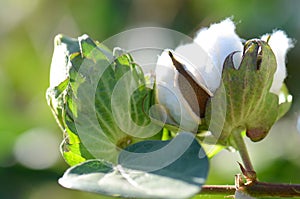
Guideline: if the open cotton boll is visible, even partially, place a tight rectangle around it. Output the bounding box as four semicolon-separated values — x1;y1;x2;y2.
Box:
155;18;244;130
156;50;201;131
194;18;244;78
49;35;80;88
174;43;215;95
261;31;294;94
50;40;70;88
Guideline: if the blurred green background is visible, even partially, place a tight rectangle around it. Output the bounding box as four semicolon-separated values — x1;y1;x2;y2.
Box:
1;0;300;198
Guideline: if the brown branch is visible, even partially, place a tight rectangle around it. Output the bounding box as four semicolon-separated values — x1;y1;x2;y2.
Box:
201;185;236;195
241;181;300;198
200;182;300;198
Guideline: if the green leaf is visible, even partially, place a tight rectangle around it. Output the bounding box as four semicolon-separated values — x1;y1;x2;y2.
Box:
59;132;209;199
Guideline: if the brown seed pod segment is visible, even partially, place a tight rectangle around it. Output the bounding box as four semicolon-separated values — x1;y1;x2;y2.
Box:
168;51;211;118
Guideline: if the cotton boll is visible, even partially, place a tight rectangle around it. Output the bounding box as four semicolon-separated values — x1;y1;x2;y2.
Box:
174;43;215;95
49;38;70;88
155;19;245;129
194;18;244;78
156;50;200;132
261;31;294;94
50;34;80;88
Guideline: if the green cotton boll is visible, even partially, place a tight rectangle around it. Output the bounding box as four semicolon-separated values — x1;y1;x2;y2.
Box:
205;39;290;147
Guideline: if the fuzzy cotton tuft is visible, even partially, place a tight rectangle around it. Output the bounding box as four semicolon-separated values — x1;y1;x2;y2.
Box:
261;30;294;94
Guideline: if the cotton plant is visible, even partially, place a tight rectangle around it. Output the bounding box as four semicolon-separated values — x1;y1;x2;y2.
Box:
155;18;296;197
46;18;298;199
156;18;293;145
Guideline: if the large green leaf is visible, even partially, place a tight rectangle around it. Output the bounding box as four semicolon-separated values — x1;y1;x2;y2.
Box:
59;132;209;199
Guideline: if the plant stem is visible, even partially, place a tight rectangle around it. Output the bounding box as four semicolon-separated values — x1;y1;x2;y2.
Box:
232;127;256;181
201;185;236;195
201;182;300;197
241;181;300;197
200;128;300;197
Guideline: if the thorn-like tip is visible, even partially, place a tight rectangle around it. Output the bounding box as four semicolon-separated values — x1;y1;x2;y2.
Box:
237;162;247;176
